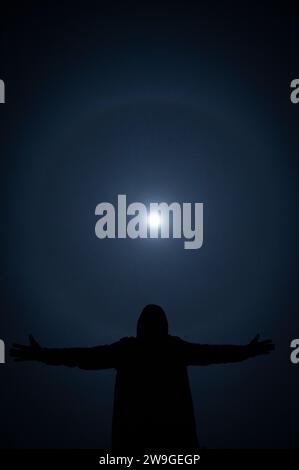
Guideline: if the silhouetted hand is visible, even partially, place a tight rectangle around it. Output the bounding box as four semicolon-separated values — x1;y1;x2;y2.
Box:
247;334;274;357
10;334;42;362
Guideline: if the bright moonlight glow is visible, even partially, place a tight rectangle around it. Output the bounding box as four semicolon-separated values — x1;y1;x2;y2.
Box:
148;211;161;228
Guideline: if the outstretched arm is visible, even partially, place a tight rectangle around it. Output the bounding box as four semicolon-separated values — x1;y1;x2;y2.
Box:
183;335;274;366
10;335;120;370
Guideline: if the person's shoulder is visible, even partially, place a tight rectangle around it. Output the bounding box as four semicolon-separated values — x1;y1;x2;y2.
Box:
167;335;191;351
167;335;185;345
116;336;137;347
168;335;182;340
118;336;136;342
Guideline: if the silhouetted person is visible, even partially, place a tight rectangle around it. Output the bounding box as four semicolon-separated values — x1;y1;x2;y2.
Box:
10;304;274;450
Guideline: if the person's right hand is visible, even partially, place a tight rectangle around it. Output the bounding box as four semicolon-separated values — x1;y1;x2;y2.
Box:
247;334;275;357
10;334;42;362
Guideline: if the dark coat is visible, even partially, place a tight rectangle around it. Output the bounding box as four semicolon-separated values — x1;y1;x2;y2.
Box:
41;334;251;450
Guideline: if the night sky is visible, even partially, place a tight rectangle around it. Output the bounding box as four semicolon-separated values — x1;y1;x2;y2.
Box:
1;3;299;448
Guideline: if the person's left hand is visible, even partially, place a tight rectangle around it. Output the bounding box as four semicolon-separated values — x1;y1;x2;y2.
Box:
10;334;42;362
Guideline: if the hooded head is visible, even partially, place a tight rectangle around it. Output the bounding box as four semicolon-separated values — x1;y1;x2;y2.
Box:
137;304;168;340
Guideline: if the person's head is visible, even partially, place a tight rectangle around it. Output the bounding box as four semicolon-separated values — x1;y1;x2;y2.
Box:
137;304;168;340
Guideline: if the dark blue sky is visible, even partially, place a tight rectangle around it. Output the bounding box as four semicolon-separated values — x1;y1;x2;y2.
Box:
1;2;298;448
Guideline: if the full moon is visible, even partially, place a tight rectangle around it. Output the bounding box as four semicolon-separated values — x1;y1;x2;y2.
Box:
148;212;161;229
